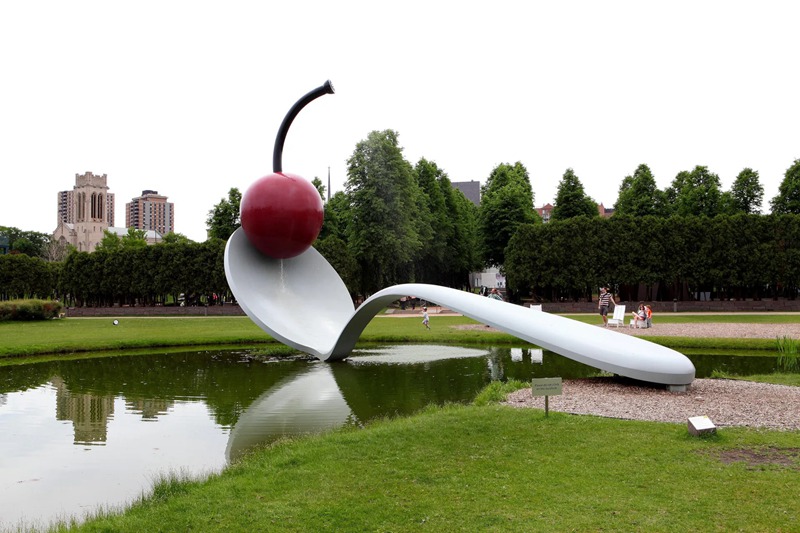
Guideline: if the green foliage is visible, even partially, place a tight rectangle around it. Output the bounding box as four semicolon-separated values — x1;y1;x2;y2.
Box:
0;253;55;300
206;187;242;240
776;336;799;372
318;190;351;242
313;235;360;296
478;162;538;268
730;167;764;214
0;226;51;258
472;379;529;405
58;239;229;307
414;158;480;287
0;299;63;321
551;168;598;220
505;213;800;301
346;130;422;294
311;176;326;200
161;232;193;244
770;159;800;214
96;229;123;252
668;165;723;217
614;164;668;217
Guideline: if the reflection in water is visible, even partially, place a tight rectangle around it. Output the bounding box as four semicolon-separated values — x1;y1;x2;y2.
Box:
52;375;115;445
226;364;354;462
350;345;489;364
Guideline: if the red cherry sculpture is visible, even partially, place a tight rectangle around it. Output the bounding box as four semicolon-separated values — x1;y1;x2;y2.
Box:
240;80;334;259
240;172;324;259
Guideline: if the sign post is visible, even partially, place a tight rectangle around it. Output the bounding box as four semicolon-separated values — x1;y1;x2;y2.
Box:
531;377;562;417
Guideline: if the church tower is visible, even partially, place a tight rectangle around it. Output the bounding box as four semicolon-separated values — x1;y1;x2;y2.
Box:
53;172;115;252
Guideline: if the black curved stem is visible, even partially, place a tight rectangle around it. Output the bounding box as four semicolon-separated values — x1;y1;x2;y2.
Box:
272;80;335;173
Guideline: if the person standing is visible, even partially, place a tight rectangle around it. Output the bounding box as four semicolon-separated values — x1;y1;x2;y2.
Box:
488;288;503;301
598;286;616;327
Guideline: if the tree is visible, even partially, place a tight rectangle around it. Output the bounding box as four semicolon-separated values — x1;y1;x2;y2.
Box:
345;130;422;294
729;168;764;214
551;168;598;220
478;162;538;267
668;165;723;217
311;177;326;201
161;232;193;244
121;227;148;249
206;188;242;241
770;159;800;214
414;158;449;284
614;164;667;217
319;190;351;242
95;230;123;252
0;226;50;258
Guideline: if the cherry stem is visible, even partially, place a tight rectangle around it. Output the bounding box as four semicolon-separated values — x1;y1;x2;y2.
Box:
272;80;335;173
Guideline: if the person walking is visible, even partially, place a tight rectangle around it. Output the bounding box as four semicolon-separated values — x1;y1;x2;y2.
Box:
421;306;430;330
598;286;616;327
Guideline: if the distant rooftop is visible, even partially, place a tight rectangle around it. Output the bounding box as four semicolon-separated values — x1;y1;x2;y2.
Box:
452;180;481;206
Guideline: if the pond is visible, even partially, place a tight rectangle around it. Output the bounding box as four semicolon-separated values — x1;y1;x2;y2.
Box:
0;345;779;529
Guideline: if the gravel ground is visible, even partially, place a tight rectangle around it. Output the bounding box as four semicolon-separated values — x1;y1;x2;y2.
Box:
505;378;800;431
612;322;800;339
495;322;800;431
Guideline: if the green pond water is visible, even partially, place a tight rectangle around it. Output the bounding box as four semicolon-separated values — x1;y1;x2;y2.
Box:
0;345;779;529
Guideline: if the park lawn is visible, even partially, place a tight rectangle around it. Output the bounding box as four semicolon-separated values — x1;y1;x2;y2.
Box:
63;403;800;532
0;313;793;359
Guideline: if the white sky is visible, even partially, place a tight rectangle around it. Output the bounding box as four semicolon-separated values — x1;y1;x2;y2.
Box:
2;1;798;242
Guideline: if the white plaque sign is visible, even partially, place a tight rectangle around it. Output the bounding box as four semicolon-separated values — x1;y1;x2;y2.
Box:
531;377;562;396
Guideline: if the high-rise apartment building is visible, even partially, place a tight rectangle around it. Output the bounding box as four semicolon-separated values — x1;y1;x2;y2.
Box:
125;190;174;235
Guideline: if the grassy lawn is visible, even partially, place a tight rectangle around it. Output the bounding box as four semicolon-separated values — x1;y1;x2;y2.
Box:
62;403;800;532
1;312;795;360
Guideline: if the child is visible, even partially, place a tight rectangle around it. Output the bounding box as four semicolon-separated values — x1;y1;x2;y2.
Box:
421;306;430;329
630;304;646;328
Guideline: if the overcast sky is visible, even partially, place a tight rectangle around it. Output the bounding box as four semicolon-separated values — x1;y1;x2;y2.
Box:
2;1;798;242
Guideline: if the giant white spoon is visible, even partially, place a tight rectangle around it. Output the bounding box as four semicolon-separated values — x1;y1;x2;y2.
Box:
224;228;696;388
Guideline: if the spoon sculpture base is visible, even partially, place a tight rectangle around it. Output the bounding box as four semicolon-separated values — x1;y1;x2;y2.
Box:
225;228;695;387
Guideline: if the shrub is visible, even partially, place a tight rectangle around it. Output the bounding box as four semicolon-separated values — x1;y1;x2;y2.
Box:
0;299;64;321
776;336;799;372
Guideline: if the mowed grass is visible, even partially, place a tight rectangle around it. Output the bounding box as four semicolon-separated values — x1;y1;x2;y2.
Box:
61;404;800;532
2;312;797;359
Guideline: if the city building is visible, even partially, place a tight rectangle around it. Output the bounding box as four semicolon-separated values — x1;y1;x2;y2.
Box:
598;202;615;218
536;203;553;223
125;190;174;236
52;172;164;252
53;172;117;252
451;180;481;206
535;202;614;222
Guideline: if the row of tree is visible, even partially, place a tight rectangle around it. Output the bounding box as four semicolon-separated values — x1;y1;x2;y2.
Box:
5;125;800;306
0;240;227;306
505;214;800;302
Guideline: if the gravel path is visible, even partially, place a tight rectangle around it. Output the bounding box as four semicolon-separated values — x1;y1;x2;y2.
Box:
505;378;800;431
496;322;800;431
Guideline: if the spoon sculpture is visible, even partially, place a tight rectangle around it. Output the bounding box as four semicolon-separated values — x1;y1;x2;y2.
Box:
225;231;695;387
225;81;696;389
